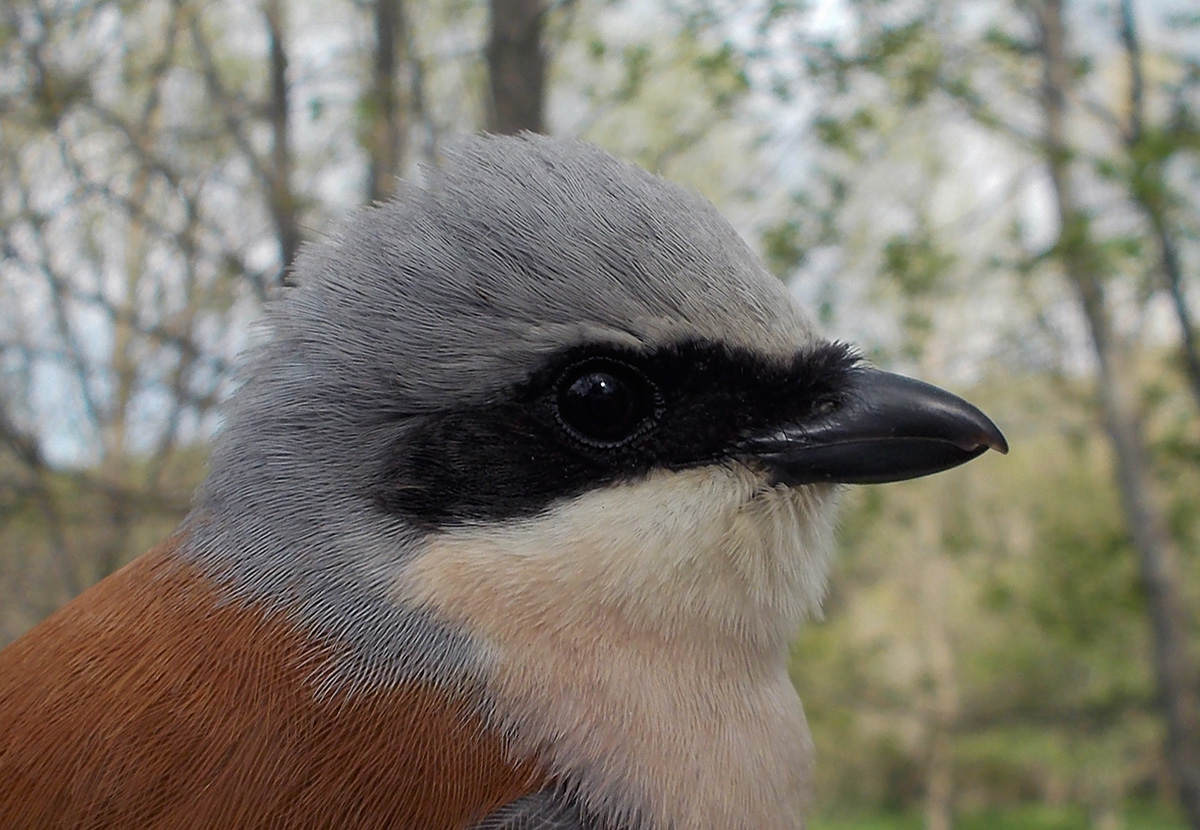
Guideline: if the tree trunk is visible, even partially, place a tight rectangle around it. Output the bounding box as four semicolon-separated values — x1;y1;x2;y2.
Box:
486;0;545;134
1036;3;1200;826
366;0;407;203
919;504;957;830
1117;0;1200;413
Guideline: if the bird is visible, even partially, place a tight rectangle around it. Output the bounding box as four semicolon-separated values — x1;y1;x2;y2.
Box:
0;133;1006;830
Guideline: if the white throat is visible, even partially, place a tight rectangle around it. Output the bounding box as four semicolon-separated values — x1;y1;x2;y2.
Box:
399;464;838;829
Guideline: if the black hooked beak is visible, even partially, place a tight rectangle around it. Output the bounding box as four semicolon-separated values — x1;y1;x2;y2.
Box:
740;368;1008;485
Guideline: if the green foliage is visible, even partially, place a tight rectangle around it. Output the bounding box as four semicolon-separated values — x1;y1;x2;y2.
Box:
881;230;955;298
615;44;652;102
762;218;809;275
814;109;877;155
810;802;1186;830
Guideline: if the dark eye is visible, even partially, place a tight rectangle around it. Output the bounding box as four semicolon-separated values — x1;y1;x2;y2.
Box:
555;359;659;446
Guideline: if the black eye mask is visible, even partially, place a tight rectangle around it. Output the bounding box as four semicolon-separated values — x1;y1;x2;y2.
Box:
371;339;859;529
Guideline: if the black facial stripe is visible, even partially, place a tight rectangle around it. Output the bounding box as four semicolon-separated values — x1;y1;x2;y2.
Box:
372;339;859;529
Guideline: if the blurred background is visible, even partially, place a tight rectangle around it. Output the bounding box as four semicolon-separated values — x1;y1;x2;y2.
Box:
1;0;1198;827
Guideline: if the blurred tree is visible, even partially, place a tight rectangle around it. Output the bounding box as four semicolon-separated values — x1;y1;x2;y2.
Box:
1114;0;1200;413
364;0;408;201
487;0;546;133
1034;1;1200;823
0;0;260;637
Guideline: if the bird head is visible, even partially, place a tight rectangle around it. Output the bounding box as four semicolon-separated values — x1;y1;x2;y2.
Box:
182;133;1006;828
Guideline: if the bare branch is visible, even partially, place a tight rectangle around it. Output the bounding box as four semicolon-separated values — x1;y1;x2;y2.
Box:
263;0;300;278
188;10;290;287
1118;0;1200;413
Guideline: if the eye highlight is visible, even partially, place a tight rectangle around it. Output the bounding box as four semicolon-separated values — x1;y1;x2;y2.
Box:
554;358;661;447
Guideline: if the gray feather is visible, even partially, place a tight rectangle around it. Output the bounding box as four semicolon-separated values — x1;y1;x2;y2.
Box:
473;790;614;830
181;133;816;691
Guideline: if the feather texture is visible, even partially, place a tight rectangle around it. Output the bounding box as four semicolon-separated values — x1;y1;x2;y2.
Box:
0;537;542;828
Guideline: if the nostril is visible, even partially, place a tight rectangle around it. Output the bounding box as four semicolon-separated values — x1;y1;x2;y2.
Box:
811;399;839;418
